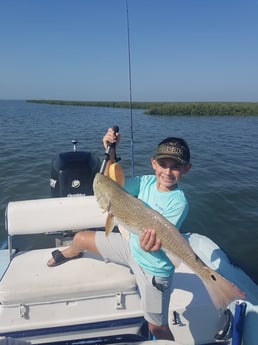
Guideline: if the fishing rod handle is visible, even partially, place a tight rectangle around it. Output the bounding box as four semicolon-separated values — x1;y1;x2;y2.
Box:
99;125;119;174
108;125;119;148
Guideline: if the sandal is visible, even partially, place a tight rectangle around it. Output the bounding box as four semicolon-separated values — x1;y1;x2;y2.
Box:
47;249;83;267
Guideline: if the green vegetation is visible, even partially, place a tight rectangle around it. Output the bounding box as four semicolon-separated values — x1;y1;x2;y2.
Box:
27;100;258;116
146;102;258;116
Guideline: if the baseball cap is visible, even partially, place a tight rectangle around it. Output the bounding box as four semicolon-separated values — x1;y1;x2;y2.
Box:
153;137;190;164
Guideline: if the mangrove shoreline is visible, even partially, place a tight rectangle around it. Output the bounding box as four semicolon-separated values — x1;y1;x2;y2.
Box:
27;100;258;116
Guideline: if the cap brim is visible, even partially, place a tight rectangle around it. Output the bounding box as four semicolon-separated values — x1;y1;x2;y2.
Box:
153;154;187;164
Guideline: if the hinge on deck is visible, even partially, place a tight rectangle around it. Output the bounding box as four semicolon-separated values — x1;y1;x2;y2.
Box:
19;304;29;319
115;292;124;309
172;311;185;326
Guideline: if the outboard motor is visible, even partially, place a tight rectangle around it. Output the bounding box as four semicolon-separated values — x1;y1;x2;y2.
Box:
50;140;101;197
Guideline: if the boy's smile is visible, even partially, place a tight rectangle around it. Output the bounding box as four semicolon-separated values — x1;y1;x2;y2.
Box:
152;158;192;192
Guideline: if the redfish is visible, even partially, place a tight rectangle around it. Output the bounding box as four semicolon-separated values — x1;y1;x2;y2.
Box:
93;173;246;309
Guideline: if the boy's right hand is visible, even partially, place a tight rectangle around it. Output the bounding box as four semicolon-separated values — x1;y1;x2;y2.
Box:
103;127;120;150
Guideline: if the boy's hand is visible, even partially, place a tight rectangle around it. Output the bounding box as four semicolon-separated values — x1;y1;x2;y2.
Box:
103;127;120;150
140;229;162;252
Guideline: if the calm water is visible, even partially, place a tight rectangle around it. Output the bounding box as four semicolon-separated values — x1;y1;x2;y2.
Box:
0;100;257;284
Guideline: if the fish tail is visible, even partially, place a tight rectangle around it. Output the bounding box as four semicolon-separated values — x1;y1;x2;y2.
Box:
202;269;247;310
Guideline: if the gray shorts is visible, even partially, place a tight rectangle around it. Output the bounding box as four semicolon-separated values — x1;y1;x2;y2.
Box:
95;231;173;326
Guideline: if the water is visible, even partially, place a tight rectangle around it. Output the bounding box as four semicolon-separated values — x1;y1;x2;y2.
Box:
0;100;257;284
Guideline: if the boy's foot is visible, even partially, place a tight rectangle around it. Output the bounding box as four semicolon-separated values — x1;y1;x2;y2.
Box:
47;249;83;267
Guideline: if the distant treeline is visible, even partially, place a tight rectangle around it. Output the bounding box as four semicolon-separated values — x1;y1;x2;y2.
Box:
27;100;258;116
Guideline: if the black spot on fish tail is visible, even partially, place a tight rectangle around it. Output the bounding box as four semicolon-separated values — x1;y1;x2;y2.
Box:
211;274;217;281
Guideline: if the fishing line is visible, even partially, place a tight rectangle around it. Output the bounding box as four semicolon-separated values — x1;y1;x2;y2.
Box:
125;0;135;177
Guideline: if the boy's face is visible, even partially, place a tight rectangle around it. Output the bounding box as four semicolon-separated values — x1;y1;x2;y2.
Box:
152;157;191;192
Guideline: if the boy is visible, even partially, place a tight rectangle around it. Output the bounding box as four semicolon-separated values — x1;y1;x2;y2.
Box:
47;127;192;340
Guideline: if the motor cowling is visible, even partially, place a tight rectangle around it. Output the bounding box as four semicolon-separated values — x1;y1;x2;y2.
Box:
50;150;101;197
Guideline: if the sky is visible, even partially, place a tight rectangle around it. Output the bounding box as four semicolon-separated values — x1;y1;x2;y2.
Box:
1;0;258;102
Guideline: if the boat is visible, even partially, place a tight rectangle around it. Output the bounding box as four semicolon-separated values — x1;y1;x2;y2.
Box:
0;142;258;345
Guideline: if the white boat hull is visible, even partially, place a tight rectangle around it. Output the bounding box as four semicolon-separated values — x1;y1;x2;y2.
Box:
1;196;257;344
0;248;144;344
0;246;229;345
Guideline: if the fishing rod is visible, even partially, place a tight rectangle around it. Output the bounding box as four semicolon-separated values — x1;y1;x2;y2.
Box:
125;0;135;177
99;125;125;186
99;125;119;174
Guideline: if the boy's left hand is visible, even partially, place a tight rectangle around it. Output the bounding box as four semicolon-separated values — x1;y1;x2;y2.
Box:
140;229;162;252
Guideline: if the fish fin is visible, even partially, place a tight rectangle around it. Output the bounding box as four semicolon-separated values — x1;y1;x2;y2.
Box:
118;225;130;240
105;213;115;236
202;267;247;309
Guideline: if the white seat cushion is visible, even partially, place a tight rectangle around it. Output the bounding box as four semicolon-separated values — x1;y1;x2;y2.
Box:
0;248;137;305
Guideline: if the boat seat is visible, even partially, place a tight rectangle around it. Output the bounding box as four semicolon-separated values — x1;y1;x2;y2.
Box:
0;248;137;305
2;195;138;305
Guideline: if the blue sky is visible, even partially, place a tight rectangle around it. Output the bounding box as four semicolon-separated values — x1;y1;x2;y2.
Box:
1;0;258;102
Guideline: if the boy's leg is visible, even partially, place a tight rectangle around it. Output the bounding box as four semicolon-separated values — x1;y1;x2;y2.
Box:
126;263;174;340
47;230;99;266
96;232;174;340
143;275;174;340
47;231;174;339
48;230;131;267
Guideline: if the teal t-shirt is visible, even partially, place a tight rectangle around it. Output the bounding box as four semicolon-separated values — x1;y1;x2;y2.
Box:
124;175;189;277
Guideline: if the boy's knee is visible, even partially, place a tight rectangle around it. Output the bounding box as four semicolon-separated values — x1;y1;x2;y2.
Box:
73;230;99;253
73;231;85;243
73;230;92;247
